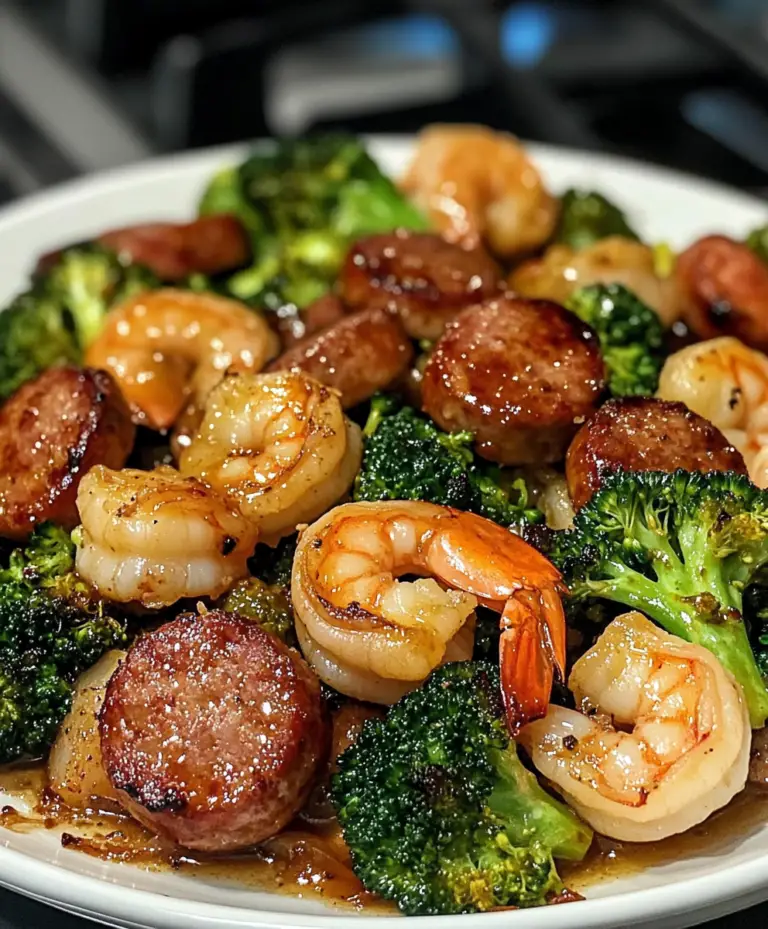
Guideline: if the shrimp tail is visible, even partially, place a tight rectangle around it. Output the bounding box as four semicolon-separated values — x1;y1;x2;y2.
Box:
499;586;566;734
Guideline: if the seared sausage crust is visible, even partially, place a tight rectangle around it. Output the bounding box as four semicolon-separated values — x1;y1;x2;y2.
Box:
277;293;348;349
100;610;329;852
0;367;135;540
676;235;768;351
268;306;413;408
566;397;747;510
342;231;502;340
98;215;250;281
422;297;606;465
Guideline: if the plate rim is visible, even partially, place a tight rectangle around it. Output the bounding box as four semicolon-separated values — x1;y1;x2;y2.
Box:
0;135;767;928
0;135;766;233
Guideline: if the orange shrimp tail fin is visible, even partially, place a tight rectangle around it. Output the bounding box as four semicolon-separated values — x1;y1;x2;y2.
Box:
499;587;566;735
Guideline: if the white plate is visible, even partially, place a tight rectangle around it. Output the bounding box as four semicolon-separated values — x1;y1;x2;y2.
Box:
0;138;767;929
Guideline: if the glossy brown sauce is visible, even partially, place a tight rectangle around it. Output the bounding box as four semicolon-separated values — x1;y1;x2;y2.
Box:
563;784;768;891
0;763;388;913
2;762;768;907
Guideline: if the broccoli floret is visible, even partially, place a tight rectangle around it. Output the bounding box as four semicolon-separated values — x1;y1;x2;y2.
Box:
41;244;158;349
555;189;640;251
566;283;664;396
199;136;428;310
354;397;542;529
218;577;296;646
551;469;768;727
0;289;80;401
0;245;158;401
332;661;592;916
248;534;298;589
744;582;768;678
0;524;128;763
747;226;768;265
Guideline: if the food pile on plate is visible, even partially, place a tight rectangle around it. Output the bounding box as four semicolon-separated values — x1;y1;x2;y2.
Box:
1;124;768;916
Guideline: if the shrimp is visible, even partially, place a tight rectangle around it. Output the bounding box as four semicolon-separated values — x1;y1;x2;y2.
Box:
291;500;566;730
510;237;681;327
85;289;279;431
401;124;558;258
519;612;750;843
525;467;576;531
179;372;363;545
657;336;768;486
75;465;257;608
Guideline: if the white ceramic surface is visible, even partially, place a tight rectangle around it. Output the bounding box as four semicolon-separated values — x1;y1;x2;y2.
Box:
0;139;767;929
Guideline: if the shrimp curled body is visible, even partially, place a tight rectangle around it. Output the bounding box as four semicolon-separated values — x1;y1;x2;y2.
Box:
180;372;363;544
402;124;558;258
657;336;768;487
292;500;566;730
519;612;750;842
86;289;279;430
75;465;257;608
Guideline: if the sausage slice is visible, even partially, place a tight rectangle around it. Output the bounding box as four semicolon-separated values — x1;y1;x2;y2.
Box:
676;235;768;352
268;305;414;408
342;231;503;340
277;293;348;349
100;610;329;852
422;296;606;465
566;396;747;510
99;215;250;281
0;367;135;540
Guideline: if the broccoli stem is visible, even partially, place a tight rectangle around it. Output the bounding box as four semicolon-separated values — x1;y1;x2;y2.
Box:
585;559;768;727
488;746;593;861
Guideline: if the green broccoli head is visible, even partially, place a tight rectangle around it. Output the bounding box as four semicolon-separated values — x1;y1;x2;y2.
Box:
8;522;75;586
218;577;296;646
0;244;159;401
354;396;542;529
0;289;80;401
332;661;592;916
555;189;640;251
41;244;158;349
743;581;768;679
747;225;768;265
0;524;128;762
551;469;768;727
199;136;428;309
248;534;298;589
566;283;664;396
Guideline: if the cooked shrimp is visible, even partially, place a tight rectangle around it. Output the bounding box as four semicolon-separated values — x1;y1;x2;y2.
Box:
657;336;768;486
75;465;257;608
291;500;566;730
401;124;558;258
519;612;750;842
525;467;576;531
179;372;363;545
510;237;681;327
85;289;279;431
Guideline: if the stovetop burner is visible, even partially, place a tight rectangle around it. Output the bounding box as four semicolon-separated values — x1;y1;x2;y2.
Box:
0;0;767;200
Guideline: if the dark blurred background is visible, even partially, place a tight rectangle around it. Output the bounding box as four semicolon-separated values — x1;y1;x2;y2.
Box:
0;0;768;206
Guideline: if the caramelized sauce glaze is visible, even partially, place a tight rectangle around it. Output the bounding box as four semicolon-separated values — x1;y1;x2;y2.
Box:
2;761;767;909
0;762;388;912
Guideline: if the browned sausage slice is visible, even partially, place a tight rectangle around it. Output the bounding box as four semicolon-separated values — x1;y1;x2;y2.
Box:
676;235;768;351
100;610;329;852
267;306;414;408
422;296;606;465
565;397;747;510
342;231;503;340
276;293;348;349
0;367;135;540
98;215;250;280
